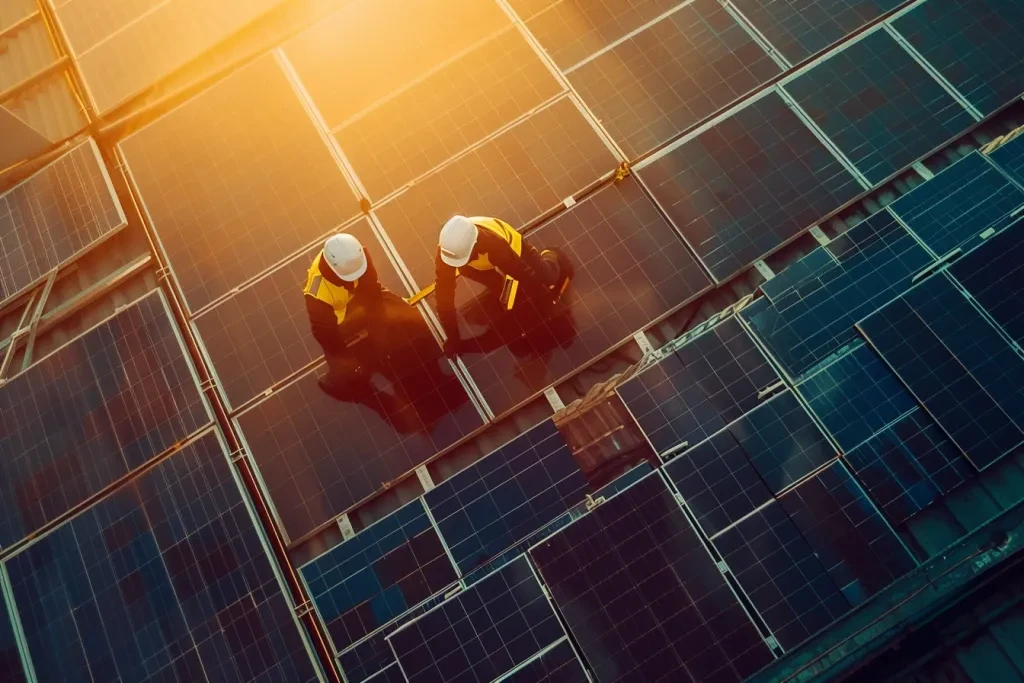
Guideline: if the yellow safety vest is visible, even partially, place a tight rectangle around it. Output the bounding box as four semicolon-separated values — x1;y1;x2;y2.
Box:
465;217;523;309
304;252;358;324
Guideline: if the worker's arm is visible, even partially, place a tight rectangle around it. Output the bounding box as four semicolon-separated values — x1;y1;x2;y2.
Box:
305;295;349;356
487;236;554;305
358;250;386;322
435;248;460;346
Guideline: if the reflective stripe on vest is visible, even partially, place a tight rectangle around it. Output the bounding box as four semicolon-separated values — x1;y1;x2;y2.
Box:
465;217;522;310
304;252;356;324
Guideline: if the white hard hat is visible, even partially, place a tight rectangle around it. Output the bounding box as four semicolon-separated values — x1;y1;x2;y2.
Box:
439;215;478;267
323;233;367;282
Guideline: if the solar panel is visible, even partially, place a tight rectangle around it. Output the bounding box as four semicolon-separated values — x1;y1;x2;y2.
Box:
0;291;210;549
782;29;976;186
887;153;1024;256
730;0;903;64
425;420;589;575
859;274;1024;469
387;556;563;683
664;429;773;537
892;0;1024;116
301;499;459;654
192;219;406;410
526;0;681;69
742;210;932;379
530;472;773;682
453;177;711;417
366;664;406;683
235;348;482;543
779;462;914;606
5;430;321;682
988;132;1024;185
568;0;780;159
373;96;616;289
284;0;510;130
120;53;359;313
618;317;781;455
336;29;563;200
713;501;851;650
507;0;560;21
795;343;917;452
500;640;589;682
949;219;1024;345
638;90;862;281
844;409;973;526
0;139;125;301
0;578;26;683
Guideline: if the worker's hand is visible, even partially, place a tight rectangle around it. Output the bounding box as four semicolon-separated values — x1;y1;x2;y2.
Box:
443;337;461;359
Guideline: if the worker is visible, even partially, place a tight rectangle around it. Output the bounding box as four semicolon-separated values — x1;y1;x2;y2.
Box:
435;215;572;358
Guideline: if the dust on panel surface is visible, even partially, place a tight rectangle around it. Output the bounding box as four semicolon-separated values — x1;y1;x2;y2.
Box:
235;337;482;542
300;499;458;654
193;219;405;410
892;0;1024;116
949;218;1024;345
374;97;616;288
783;30;976;185
0;292;209;548
639;91;861;281
530;473;773;682
453;177;710;416
120;54;358;313
569;0;780;159
5;431;322;683
0;139;124;300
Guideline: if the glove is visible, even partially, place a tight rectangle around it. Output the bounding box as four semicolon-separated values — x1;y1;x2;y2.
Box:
443;336;461;359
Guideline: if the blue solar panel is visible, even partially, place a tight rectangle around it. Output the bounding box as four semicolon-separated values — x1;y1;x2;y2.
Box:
531;472;773;681
892;0;1024;116
425;420;589;575
713;501;851;650
5;431;321;683
639;91;862;281
388;556;563;683
743;210;933;379
845;409;973;526
778;461;915;606
888;153;1024;256
784;29;976;185
301;499;459;654
988;132;1024;186
0;581;26;683
0;291;210;549
860;274;1024;469
618;317;780;455
760;247;836;304
796;344;917;452
731;0;903;64
949;219;1024;345
502;640;589;683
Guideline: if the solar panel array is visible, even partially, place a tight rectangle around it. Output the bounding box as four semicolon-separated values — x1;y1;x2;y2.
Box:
500;640;589;683
4;431;321;683
0;139;125;300
949;218;1024;345
988;132;1024;185
0;292;210;549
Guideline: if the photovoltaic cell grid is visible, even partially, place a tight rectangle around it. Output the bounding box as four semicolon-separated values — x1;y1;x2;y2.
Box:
887;153;1024;257
530;473;773;683
859;274;1024;469
300;499;458;654
618;317;780;455
0;582;26;683
949;218;1024;345
0;292;209;549
501;640;589;683
730;0;903;64
236;343;482;542
845;409;973;526
713;502;851;650
453;177;711;417
0;139;124;300
425;420;589;575
892;0;1024;116
5;431;321;683
639;91;862;281
120;53;359;313
388;556;563;683
525;0;681;69
988;132;1024;186
796;343;917;452
783;29;976;186
742;210;932;379
779;461;915;605
568;0;780;159
374;96;616;288
193;219;406;410
366;664;406;683
337;29;563;200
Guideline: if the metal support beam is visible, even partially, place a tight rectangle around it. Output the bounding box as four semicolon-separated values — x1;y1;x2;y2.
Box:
0;11;40;43
0;56;69;107
19;267;59;372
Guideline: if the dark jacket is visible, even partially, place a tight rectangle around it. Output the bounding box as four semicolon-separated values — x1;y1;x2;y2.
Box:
305;249;385;356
